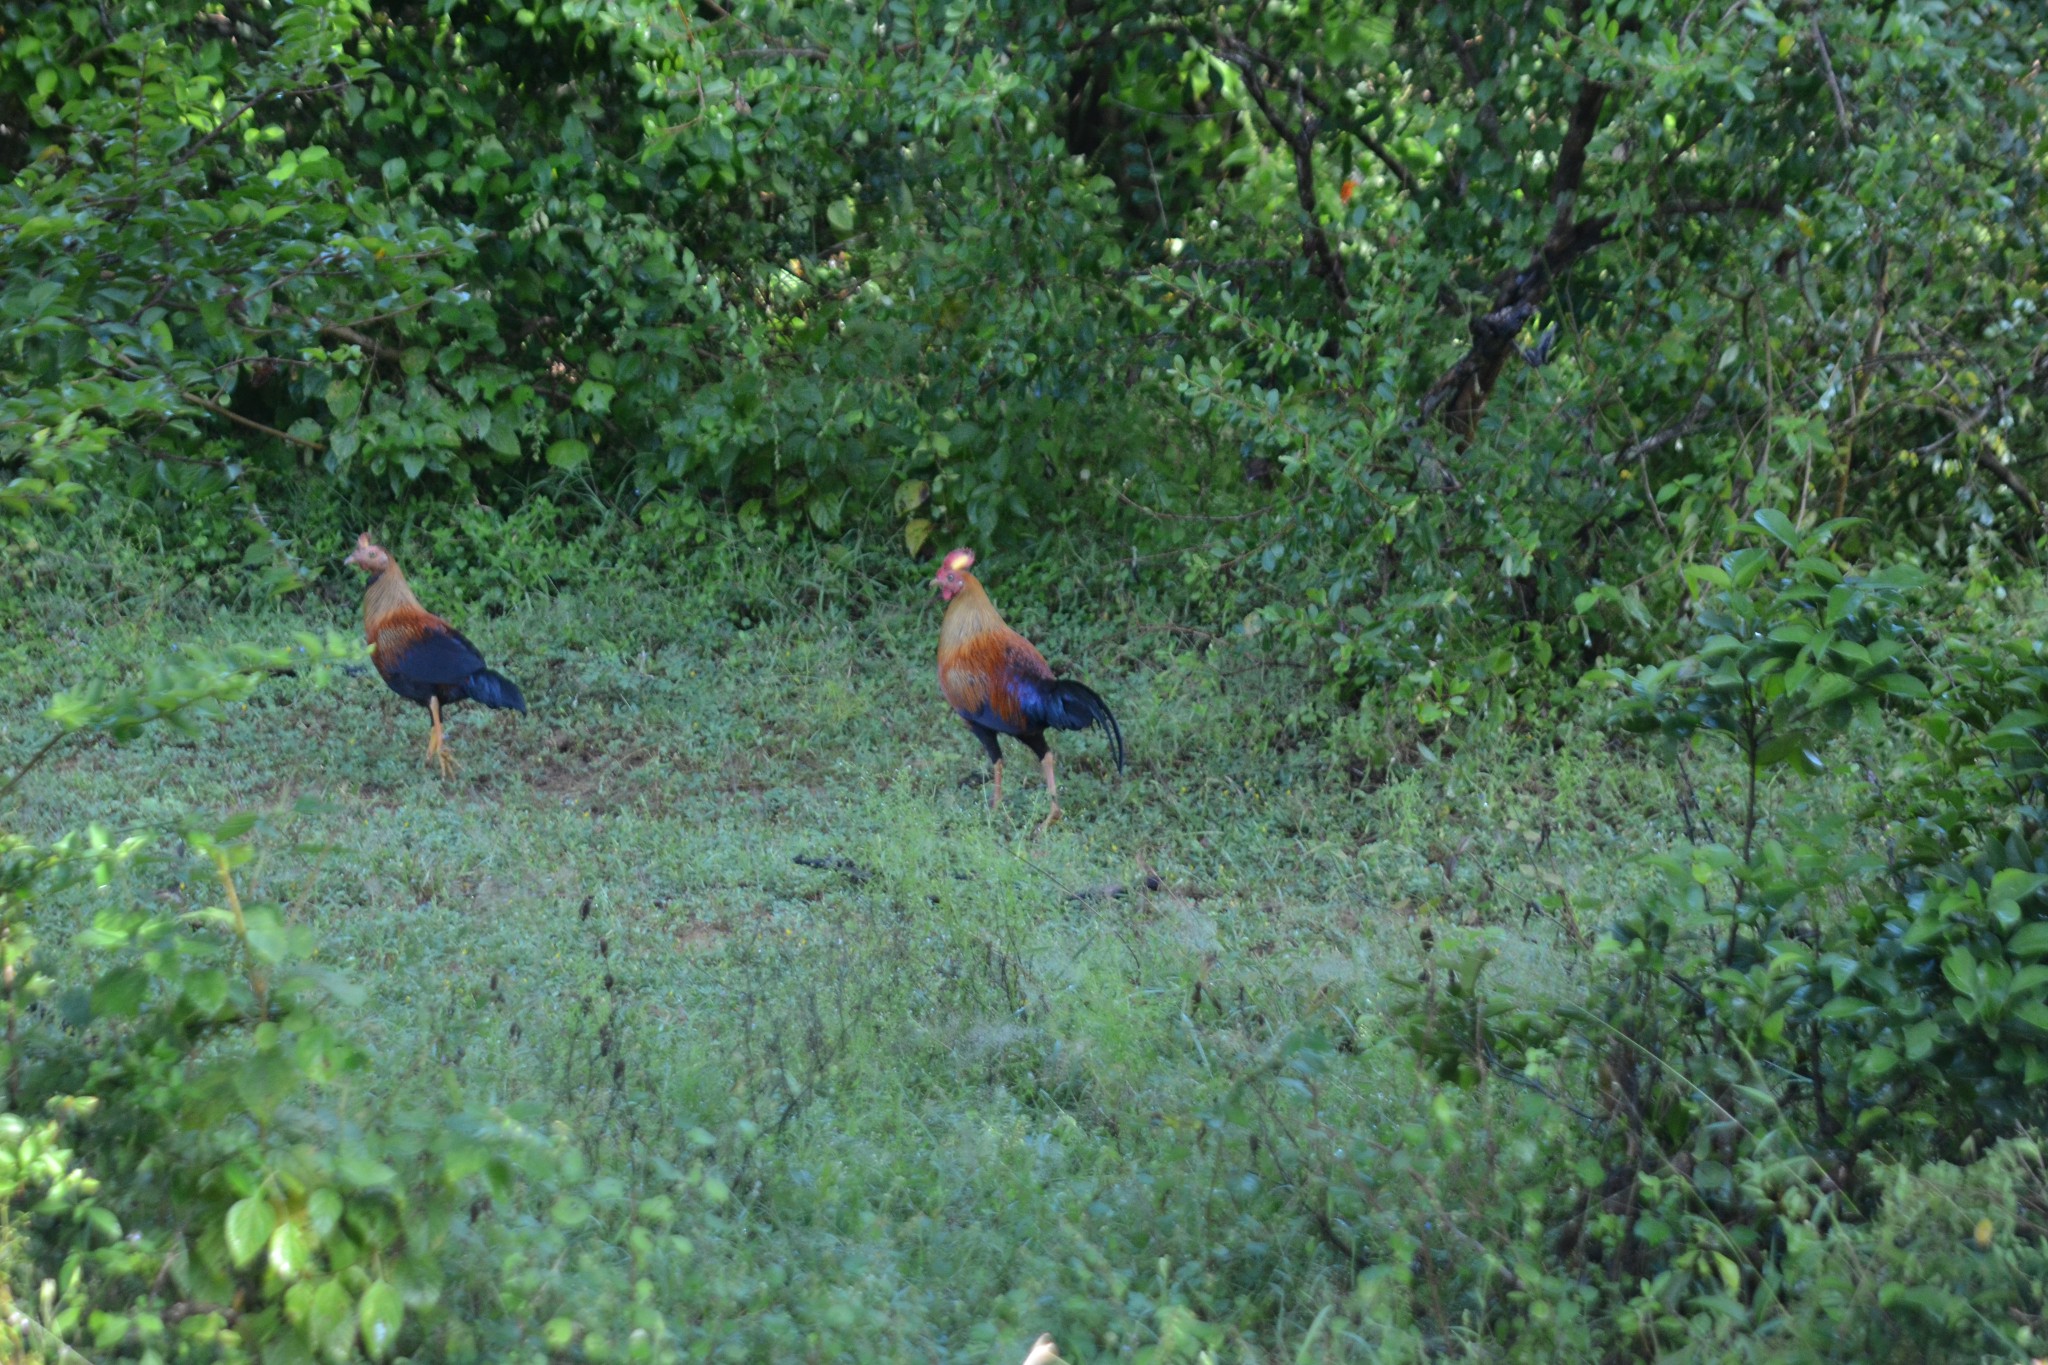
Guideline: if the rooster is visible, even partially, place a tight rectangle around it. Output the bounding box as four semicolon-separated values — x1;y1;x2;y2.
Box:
343;533;525;777
932;547;1123;828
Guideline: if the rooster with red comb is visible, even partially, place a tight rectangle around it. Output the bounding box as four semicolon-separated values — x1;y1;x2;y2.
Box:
932;547;1124;829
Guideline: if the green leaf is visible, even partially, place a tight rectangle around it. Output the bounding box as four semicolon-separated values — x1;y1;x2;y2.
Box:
1752;508;1799;548
825;198;855;232
1867;671;1929;699
182;967;231;1016
225;1197;276;1268
1803;672;1858;708
269;1218;312;1280
337;1150;398;1189
245;920;295;965
89;966;151;1018
546;438;590;469
308;1188;344;1240
1991;870;2048;904
235;1047;301;1113
325;380;363;421
359;1279;405;1360
2007;923;2048;958
1943;948;1981;999
308;1278;355;1359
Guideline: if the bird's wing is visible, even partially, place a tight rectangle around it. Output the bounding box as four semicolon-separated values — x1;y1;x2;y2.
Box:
374;613;487;685
942;629;1053;735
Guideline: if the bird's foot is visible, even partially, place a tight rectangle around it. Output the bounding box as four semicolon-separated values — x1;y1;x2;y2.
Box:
436;748;457;779
1033;803;1063;837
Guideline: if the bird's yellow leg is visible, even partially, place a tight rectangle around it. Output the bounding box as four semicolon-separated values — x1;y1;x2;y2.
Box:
989;757;1004;810
1036;751;1061;833
427;696;456;779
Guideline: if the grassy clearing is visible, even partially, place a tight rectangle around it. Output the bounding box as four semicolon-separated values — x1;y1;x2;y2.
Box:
4;525;1747;1360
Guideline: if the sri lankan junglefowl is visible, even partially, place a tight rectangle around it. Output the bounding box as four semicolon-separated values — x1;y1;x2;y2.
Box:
344;533;525;777
932;547;1123;829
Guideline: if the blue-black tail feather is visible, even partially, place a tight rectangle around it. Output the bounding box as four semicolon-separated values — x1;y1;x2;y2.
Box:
1042;680;1124;772
466;668;527;713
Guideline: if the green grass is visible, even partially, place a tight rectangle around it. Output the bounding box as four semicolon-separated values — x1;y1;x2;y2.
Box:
2;524;1713;1361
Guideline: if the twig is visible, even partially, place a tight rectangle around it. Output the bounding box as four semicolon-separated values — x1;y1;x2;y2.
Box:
1218;38;1351;316
318;322;400;364
792;854;872;884
1809;18;1855;150
1113;488;1269;522
1296;85;1423;199
182;392;325;452
0;731;73;805
1835;237;1889;517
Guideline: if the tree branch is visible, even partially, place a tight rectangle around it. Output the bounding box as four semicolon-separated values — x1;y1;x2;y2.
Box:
1809;18;1856;151
318;323;400;364
1296;85;1422;199
1218;39;1351;316
1543;79;1610;253
183;391;325;451
1959;399;2047;531
1421;79;1610;439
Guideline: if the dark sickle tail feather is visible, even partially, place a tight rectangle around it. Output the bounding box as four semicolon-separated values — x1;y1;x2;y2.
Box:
466;668;527;713
1045;680;1124;772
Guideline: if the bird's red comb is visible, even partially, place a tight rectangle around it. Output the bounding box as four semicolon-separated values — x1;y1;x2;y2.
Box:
941;547;975;572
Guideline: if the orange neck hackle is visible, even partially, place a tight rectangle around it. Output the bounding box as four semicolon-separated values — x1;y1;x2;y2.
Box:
938;569;1008;655
346;534;425;638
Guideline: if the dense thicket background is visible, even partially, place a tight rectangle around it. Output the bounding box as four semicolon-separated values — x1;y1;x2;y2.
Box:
6;0;2048;1360
7;0;2043;699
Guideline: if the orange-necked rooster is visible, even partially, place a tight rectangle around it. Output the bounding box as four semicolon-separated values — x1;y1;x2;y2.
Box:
344;533;526;777
933;547;1123;828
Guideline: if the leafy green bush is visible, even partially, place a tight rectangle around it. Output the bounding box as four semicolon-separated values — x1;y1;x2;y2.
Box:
12;0;2041;723
1274;513;2048;1356
0;639;723;1363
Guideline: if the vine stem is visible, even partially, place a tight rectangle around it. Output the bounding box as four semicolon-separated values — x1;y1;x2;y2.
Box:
211;852;268;1012
0;732;73;806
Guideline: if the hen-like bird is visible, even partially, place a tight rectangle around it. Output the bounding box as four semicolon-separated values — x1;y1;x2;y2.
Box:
933;547;1123;829
344;533;525;777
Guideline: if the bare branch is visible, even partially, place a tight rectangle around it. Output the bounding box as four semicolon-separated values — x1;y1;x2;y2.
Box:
1421;78;1610;439
1544;79;1610;251
318;323;399;364
1218;39;1351;315
1809;18;1856;150
183;391;324;451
